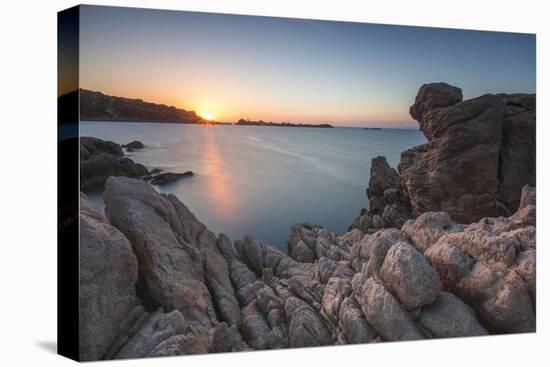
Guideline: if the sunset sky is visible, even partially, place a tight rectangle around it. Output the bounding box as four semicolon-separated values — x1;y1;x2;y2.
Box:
79;5;535;128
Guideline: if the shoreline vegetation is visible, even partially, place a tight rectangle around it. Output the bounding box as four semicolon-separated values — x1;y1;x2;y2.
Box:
77;82;535;361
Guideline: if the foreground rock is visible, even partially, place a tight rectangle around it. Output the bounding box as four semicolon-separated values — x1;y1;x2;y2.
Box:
103;177;219;330
80;137;148;190
79;193;139;361
79;176;534;360
76;82;535;360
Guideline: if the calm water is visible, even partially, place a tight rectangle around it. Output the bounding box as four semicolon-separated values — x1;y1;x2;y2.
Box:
81;122;425;250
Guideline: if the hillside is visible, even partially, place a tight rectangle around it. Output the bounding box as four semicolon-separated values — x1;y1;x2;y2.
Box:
61;89;209;124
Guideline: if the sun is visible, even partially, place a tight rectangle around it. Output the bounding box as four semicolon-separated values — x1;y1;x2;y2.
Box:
201;112;214;121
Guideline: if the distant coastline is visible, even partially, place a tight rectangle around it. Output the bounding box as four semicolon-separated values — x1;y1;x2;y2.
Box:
235;119;333;128
60;89;214;125
61;89;417;129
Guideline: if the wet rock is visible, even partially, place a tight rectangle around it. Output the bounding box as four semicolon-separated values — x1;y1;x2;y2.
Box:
80;136;123;160
81;153;148;190
149;171;194;185
122;140;145;150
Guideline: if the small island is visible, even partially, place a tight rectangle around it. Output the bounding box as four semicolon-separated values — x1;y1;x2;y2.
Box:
364;127;382;130
235;118;333;128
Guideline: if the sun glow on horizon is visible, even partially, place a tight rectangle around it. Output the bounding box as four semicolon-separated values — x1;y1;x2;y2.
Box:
200;111;214;121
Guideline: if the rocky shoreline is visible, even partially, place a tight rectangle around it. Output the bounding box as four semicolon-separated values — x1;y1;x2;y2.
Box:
79;83;536;361
80;138;193;190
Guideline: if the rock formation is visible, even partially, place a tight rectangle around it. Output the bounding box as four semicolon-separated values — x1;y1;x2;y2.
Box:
349;156;412;233
80;137;148;190
351;82;534;231
77;83;535;360
78;175;534;360
402;82;535;223
79;193;139;361
76;89;208;124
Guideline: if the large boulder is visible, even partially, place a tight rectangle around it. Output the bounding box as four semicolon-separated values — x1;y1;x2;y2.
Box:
103;176;217;329
379;241;440;310
401;83;536;223
402;89;506;222
352;274;425;341
79;193;139;361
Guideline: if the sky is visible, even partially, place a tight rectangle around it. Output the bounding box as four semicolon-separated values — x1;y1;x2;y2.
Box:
78;5;536;128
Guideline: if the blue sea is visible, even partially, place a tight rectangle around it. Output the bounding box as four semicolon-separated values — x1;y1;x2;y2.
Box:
81;122;425;250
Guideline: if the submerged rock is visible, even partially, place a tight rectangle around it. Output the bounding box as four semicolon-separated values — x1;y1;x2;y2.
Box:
122;140;145;150
81;153;148;189
149;171;194;185
80;136;123;160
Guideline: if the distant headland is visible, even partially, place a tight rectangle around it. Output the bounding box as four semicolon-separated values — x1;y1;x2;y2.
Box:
235;119;333;128
60;89;214;124
60;89;337;128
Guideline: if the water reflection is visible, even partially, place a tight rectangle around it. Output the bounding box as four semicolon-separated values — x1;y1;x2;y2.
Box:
202;126;237;218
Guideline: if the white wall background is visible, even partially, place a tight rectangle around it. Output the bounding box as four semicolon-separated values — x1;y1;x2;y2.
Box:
0;0;547;365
